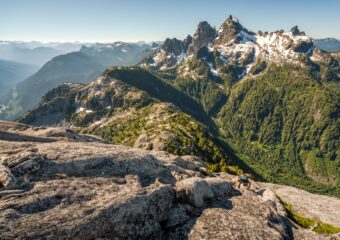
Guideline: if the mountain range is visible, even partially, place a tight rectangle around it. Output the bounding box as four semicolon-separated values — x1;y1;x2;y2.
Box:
0;41;85;66
0;42;157;119
17;15;340;199
0;59;39;101
314;38;340;52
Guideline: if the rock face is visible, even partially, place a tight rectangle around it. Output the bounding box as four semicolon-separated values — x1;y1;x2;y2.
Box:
214;15;247;45
0;121;339;239
176;177;215;207
134;131;179;151
162;38;187;56
189;190;293;240
0;164;17;189
261;183;340;228
187;21;217;55
140;37;192;70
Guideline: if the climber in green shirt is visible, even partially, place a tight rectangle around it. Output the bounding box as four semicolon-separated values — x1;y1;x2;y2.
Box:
236;174;251;190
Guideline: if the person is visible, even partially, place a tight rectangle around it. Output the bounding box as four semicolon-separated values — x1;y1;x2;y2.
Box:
236;174;251;190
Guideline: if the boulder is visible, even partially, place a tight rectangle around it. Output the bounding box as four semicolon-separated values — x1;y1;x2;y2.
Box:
261;183;340;228
175;177;214;207
205;177;232;198
166;205;190;228
11;159;41;176
133;134;153;150
0;164;17;189
188;190;293;240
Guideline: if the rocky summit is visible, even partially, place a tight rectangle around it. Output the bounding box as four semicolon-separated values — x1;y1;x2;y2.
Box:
186;21;216;55
1;121;340;239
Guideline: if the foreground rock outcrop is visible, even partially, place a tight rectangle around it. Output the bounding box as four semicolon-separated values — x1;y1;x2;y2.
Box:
0;121;339;239
261;183;340;228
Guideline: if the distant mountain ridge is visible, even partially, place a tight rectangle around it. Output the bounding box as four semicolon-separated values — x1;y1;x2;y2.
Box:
0;42;157;120
80;41;158;66
0;59;39;101
0;41;85;66
314;38;340;52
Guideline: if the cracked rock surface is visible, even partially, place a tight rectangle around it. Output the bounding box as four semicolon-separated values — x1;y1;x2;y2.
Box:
0;120;339;239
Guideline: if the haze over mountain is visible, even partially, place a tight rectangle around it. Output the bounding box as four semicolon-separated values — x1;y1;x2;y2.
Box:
0;59;39;99
0;42;157;119
0;41;85;66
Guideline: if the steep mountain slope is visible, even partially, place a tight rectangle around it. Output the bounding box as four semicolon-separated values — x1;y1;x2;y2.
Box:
17;67;240;172
314;38;340;52
0;59;39;101
217;65;339;194
18;15;340;197
0;42;156;120
140;16;340;196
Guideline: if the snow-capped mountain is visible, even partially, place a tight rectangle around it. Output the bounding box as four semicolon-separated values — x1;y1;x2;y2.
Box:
141;15;339;82
140;36;192;70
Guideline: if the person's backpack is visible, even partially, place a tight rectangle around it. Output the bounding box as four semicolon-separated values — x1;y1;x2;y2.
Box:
240;175;248;182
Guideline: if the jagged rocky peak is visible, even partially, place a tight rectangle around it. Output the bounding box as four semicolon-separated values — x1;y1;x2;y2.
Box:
187;21;216;55
214;14;252;45
140;36;191;70
183;34;193;51
142;14;338;80
290;25;305;36
151;42;159;48
209;16;317;71
162;37;187;56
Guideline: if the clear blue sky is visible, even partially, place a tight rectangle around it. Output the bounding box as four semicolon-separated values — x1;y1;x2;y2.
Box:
1;0;339;42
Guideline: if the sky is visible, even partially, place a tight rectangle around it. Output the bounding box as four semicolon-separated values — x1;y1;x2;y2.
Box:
1;0;339;43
